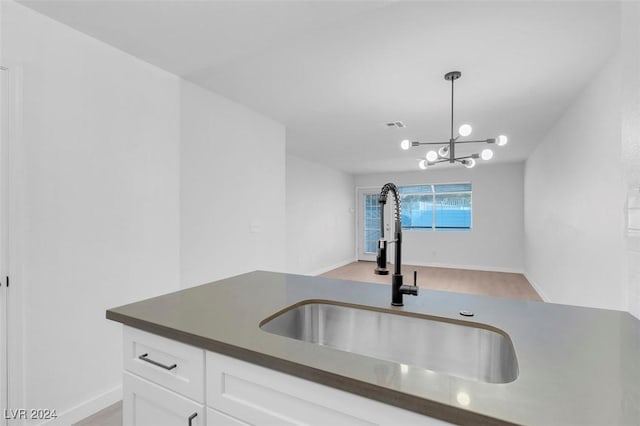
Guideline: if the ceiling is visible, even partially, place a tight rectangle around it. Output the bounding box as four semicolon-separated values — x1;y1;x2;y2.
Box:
19;0;621;174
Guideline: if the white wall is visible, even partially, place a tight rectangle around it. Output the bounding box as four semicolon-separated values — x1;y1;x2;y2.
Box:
524;54;627;310
621;2;640;318
180;80;286;287
355;162;524;273
285;154;355;275
1;1;181;424
1;2;289;420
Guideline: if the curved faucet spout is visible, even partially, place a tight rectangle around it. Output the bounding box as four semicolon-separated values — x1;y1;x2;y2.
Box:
374;183;418;306
377;183;402;277
379;183;402;226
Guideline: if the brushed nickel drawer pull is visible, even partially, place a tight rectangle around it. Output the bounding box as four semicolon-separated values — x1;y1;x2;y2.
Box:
138;353;177;370
188;412;198;425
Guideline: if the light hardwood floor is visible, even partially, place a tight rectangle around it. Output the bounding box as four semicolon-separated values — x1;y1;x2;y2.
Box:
73;401;122;426
77;262;541;425
321;261;542;302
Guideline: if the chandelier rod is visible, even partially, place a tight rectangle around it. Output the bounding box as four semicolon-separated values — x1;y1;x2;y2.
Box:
448;73;456;163
450;73;455;142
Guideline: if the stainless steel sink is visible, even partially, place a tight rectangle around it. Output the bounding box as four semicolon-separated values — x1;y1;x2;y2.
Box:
260;301;518;384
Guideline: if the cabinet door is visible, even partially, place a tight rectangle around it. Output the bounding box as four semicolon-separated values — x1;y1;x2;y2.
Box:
123;372;204;426
207;408;249;426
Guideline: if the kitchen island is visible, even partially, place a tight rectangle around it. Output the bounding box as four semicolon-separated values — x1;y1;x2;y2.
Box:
107;271;640;425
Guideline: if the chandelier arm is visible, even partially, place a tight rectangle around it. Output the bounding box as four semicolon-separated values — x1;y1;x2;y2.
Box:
412;141;450;146
452;154;480;160
430;158;450;165
453;139;496;144
414;139;493;146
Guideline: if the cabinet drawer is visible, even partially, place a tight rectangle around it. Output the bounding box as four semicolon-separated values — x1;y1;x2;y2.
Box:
123;372;204;426
206;408;250;426
206;351;450;426
124;326;204;402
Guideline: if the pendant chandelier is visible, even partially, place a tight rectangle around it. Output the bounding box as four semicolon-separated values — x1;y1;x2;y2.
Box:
400;71;508;169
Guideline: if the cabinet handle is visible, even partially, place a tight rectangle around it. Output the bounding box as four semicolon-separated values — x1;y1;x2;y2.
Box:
188;412;197;426
138;353;177;370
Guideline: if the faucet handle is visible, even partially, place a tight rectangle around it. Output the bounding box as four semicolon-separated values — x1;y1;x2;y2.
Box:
399;270;419;296
399;284;418;296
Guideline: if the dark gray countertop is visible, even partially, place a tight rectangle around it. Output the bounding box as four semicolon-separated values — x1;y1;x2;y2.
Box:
107;271;640;425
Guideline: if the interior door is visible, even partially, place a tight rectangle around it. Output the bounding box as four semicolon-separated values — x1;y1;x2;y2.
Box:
0;66;8;425
357;188;393;263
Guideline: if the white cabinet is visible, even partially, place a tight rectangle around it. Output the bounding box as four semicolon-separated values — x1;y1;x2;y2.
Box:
123;372;204;426
206;408;249;426
206;351;453;426
123;326;204;402
121;326;453;426
122;326;205;426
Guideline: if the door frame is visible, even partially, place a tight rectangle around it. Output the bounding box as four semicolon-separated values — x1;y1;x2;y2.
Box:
0;64;25;424
0;65;9;425
355;186;394;263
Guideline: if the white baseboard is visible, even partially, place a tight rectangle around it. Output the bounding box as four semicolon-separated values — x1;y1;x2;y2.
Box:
39;386;122;426
307;257;357;276
522;272;549;302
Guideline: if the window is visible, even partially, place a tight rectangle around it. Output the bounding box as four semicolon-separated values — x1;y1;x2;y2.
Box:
399;183;472;230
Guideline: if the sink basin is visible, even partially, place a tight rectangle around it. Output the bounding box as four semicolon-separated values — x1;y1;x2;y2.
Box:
260;301;518;384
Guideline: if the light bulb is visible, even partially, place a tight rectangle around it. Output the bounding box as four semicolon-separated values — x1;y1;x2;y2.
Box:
426;150;438;162
438;146;449;157
400;139;411;150
419;159;427;170
458;124;472;137
456;392;471;407
481;148;493;161
464;158;476;169
497;135;508;146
